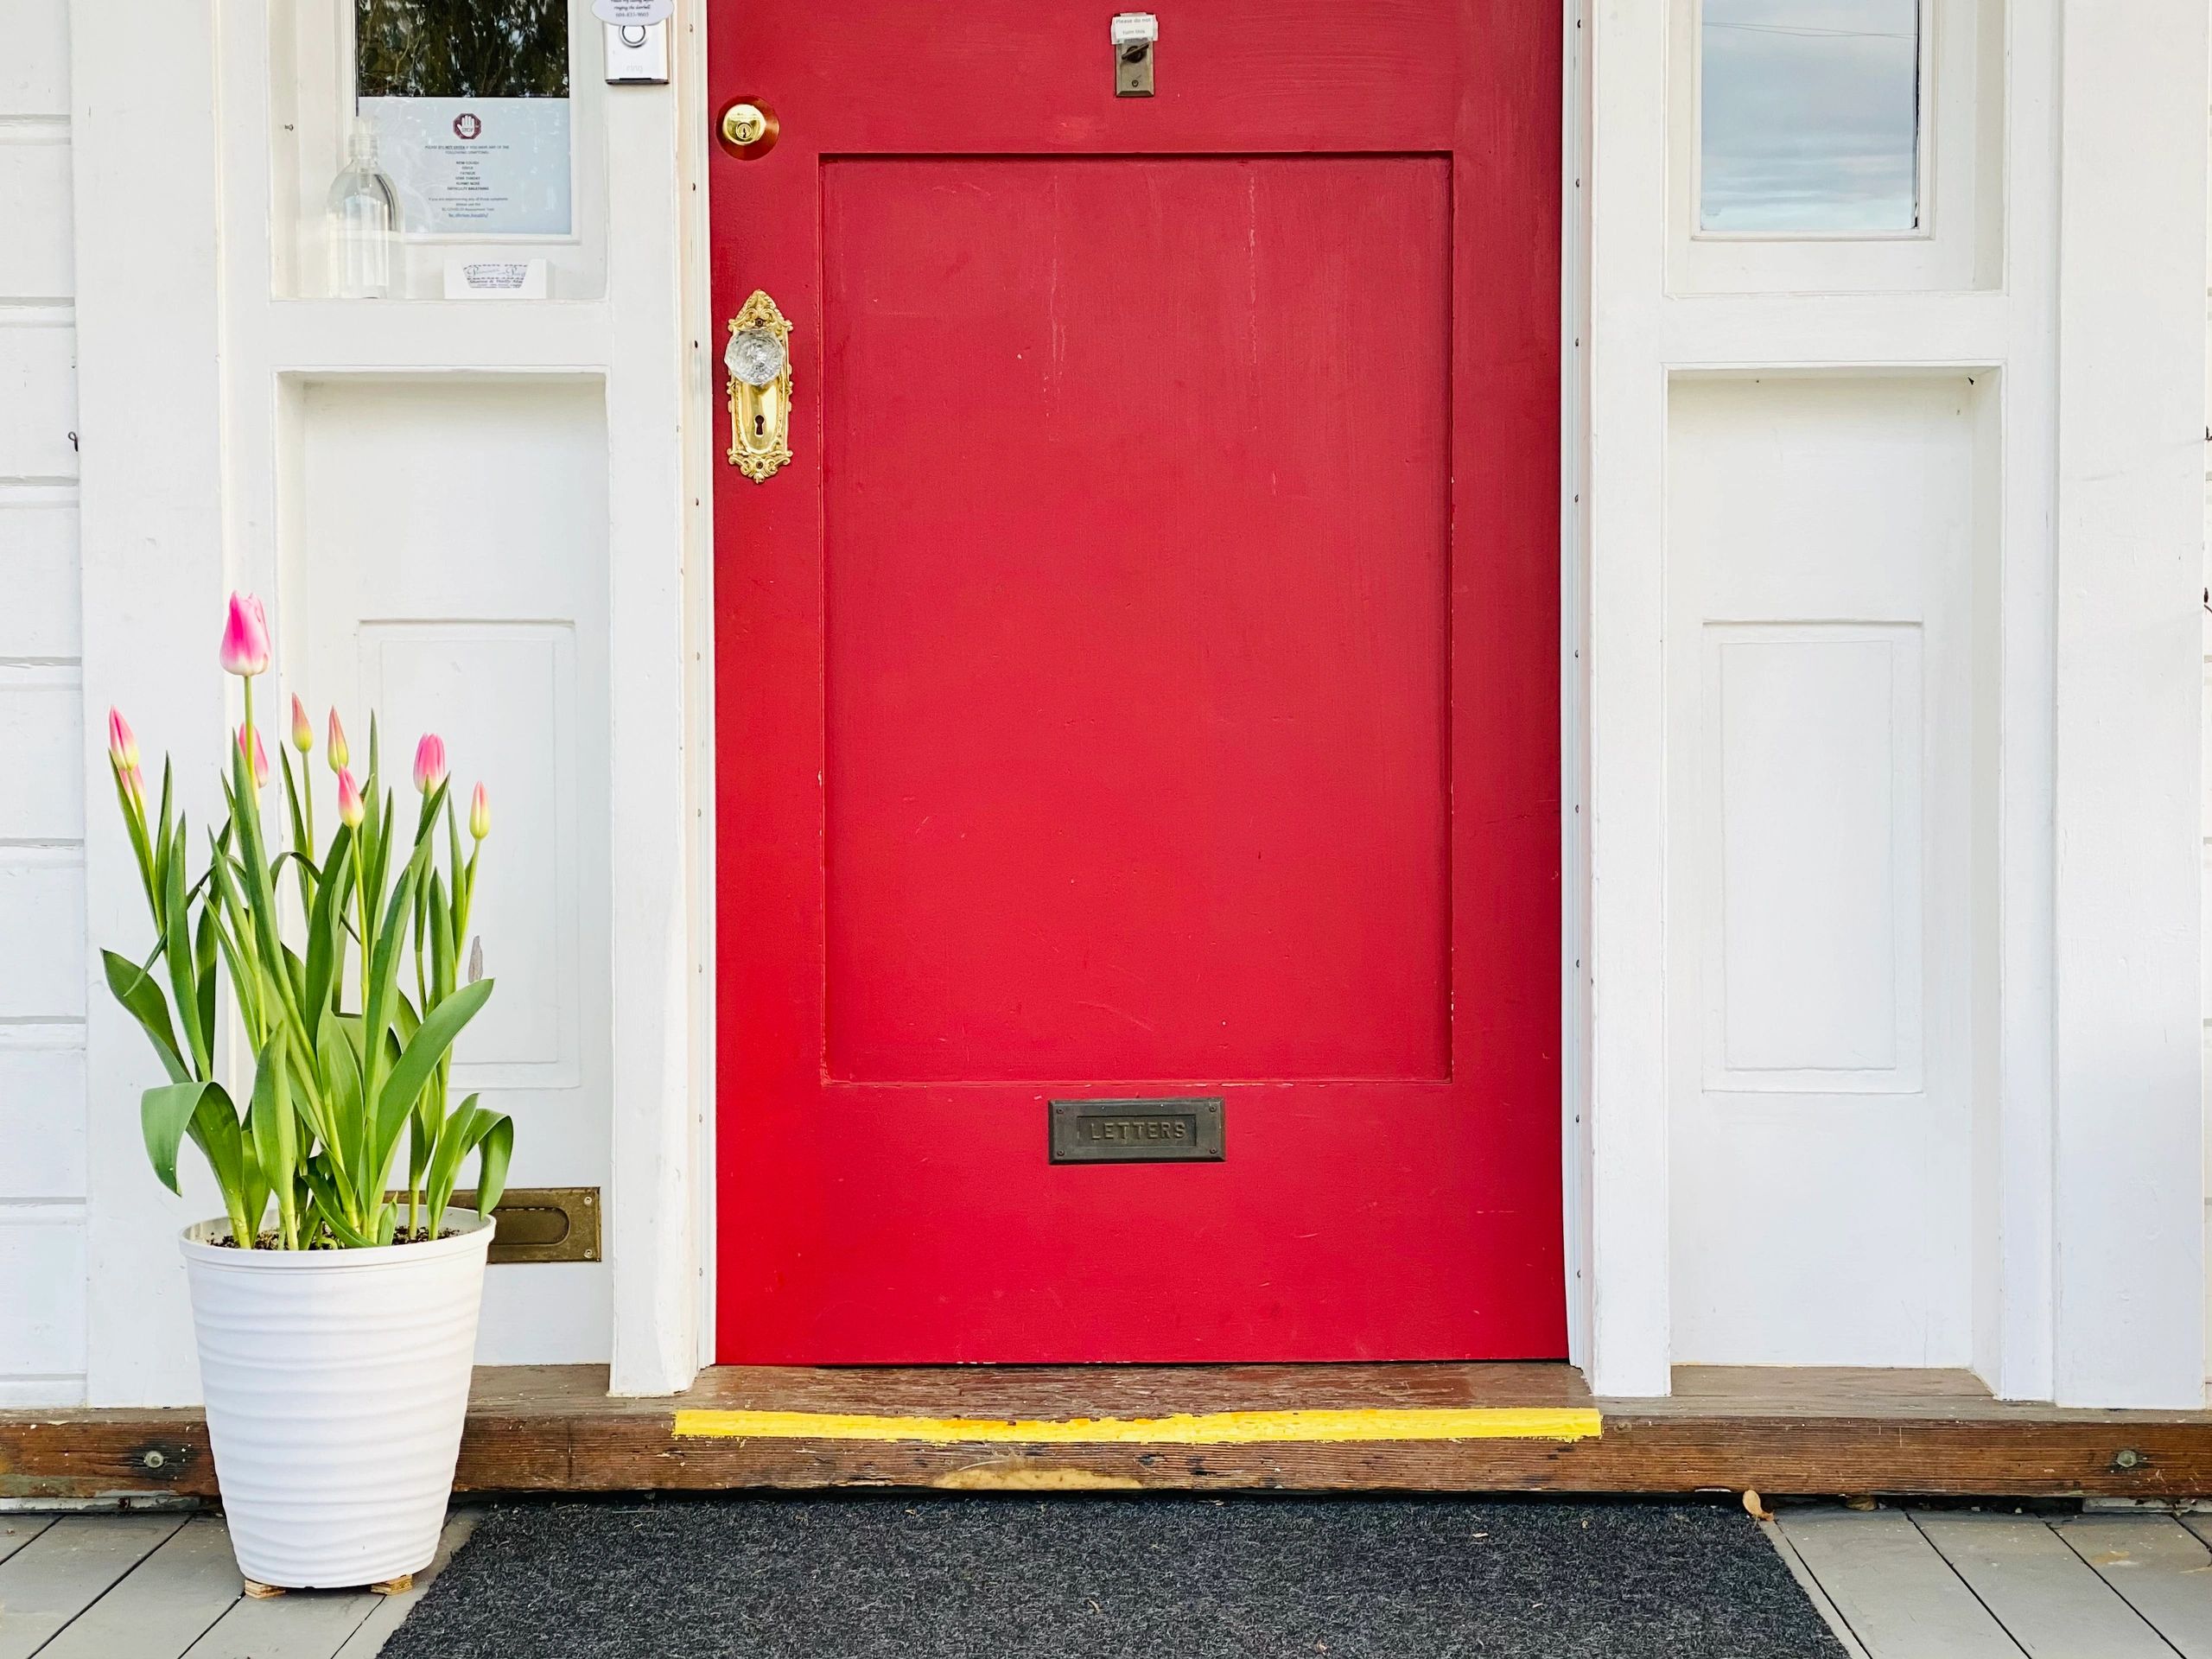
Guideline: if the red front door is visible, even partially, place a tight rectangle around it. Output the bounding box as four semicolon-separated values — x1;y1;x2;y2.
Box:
712;2;1561;1363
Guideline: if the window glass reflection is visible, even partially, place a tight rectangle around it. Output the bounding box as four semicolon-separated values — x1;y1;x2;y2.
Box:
357;0;569;99
1700;0;1920;233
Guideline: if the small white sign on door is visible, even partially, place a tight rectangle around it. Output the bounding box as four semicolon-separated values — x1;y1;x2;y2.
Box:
591;0;673;23
445;257;550;298
361;97;573;238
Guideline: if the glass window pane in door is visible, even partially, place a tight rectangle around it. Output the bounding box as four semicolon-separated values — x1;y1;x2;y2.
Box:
355;0;572;236
1700;0;1921;233
357;0;569;99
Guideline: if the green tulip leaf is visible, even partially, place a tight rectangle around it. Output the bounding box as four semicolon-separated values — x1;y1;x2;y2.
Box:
102;950;188;1085
141;1080;215;1196
246;1027;299;1244
191;903;218;1068
425;1094;512;1232
302;825;354;1020
302;1160;373;1248
372;976;493;1184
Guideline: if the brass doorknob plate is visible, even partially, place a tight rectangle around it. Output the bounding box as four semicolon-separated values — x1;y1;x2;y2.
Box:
726;289;794;481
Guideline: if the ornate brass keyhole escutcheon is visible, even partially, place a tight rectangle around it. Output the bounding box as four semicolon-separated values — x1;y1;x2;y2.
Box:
718;99;779;159
726;289;793;481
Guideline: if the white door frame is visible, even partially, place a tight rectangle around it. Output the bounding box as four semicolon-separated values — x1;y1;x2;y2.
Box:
1572;0;2205;1405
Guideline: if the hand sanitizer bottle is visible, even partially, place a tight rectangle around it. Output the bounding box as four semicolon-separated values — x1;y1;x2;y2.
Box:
327;118;398;299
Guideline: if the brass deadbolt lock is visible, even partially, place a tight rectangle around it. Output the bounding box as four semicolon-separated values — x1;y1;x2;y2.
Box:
719;99;779;158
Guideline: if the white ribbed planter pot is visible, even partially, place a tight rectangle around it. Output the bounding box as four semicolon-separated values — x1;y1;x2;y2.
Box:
180;1211;493;1589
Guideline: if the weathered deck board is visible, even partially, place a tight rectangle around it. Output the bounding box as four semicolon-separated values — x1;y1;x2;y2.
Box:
0;1516;54;1567
327;1513;478;1659
179;1584;383;1659
0;1513;187;1659
37;1516;245;1659
1916;1511;2177;1659
0;1511;471;1659
10;1364;2212;1499
1777;1509;2027;1659
1759;1517;1872;1658
2057;1515;2212;1659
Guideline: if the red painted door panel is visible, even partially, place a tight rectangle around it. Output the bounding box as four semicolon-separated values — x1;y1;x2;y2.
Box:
712;2;1561;1363
826;156;1452;1085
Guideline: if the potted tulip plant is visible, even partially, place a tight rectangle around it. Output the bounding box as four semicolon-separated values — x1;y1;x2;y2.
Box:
101;592;512;1595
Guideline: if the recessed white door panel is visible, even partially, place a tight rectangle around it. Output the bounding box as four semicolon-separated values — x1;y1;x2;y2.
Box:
289;376;611;1364
1671;1096;1956;1363
1704;626;1923;1091
1669;374;1987;1366
361;621;580;1090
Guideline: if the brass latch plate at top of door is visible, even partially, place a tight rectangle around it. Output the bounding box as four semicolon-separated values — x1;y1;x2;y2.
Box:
1111;12;1157;96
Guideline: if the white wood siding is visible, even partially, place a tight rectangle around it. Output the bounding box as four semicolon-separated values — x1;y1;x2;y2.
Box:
2203;85;2212;1385
0;0;86;1408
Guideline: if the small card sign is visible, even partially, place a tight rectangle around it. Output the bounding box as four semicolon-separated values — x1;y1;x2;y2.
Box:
443;258;550;299
592;0;673;22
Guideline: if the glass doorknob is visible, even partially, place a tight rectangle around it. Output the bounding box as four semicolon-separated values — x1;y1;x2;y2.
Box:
725;326;786;388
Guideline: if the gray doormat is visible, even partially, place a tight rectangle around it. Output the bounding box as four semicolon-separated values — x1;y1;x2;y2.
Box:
381;1496;1845;1659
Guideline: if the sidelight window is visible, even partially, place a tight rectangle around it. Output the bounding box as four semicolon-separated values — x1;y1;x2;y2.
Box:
1698;0;1923;234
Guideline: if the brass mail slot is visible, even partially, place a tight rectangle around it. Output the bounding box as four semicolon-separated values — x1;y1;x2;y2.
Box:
458;1186;601;1264
1050;1097;1224;1164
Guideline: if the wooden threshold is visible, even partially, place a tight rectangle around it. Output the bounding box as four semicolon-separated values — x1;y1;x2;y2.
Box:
7;1363;2212;1502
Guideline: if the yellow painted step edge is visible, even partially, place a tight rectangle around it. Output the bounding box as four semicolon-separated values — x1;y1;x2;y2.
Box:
671;1406;1603;1446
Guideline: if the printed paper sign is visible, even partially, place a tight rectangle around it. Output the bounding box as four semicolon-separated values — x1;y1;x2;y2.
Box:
362;97;572;238
592;0;673;23
444;258;550;298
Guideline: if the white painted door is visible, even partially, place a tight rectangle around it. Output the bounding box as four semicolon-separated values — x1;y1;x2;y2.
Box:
288;377;613;1363
1666;373;1989;1366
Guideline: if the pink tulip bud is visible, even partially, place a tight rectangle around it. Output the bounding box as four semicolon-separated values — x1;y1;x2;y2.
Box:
106;708;138;772
121;764;147;813
219;592;271;678
468;782;491;841
336;766;365;828
289;694;313;753
327;709;350;772
237;721;269;790
411;733;448;795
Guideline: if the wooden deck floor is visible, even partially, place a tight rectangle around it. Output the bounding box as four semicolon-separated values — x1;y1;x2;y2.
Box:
1770;1505;2212;1657
10;1503;2212;1656
10;1363;2212;1500
0;1512;473;1659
